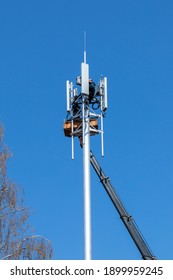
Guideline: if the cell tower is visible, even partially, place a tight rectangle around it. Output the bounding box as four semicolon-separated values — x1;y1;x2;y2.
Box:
63;48;156;260
64;51;107;260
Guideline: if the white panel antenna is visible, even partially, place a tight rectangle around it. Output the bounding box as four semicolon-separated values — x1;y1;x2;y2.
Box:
81;63;89;95
103;77;108;111
74;88;78;96
100;76;108;111
66;80;72;112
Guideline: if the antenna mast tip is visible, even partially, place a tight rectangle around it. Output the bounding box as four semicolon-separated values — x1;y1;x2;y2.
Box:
84;31;87;63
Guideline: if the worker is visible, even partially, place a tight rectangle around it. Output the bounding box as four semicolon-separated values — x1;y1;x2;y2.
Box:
78;135;83;148
89;79;96;103
76;76;96;103
72;95;81;117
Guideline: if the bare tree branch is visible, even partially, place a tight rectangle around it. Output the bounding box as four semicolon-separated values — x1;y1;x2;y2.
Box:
0;124;53;260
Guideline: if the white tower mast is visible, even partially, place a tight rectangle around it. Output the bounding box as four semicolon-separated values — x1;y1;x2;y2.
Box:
64;43;107;259
81;52;92;260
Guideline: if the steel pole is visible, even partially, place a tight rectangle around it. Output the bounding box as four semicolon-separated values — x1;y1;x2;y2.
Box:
83;101;92;260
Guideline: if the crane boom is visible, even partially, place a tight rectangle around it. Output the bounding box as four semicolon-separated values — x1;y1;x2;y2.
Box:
90;150;156;260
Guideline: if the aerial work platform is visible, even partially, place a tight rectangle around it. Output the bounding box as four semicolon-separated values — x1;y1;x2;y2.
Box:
63;118;98;137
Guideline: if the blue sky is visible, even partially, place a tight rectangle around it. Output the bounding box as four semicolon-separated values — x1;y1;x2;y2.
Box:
0;0;173;260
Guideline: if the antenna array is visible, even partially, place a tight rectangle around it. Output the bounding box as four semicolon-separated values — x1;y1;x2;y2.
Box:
64;72;108;158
